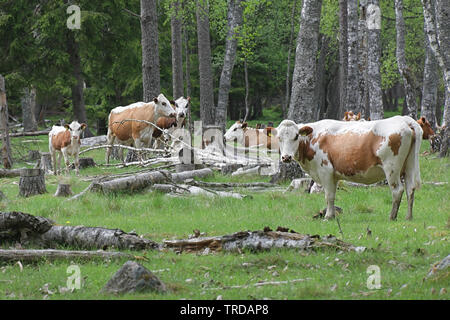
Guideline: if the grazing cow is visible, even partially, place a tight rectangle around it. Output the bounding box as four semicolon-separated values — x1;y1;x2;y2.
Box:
343;111;361;121
416;116;435;140
152;96;190;149
48;121;87;175
277;116;422;220
224;121;279;151
105;93;176;163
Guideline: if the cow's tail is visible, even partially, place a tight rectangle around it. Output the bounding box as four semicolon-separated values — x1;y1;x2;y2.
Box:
405;121;422;190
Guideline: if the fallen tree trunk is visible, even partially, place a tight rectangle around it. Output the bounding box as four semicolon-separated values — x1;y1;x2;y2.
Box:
0;168;23;178
40;226;160;251
0;211;53;243
91;168;213;193
187;180;276;189
1;129;50;139
0;249;130;262
163;229;366;253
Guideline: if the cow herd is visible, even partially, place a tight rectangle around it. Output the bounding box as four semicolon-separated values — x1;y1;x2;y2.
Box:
48;93;438;221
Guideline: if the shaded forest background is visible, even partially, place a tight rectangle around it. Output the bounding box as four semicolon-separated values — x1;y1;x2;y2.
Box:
0;0;446;134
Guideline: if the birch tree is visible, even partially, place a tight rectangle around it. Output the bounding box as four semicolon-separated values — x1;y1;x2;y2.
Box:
288;0;323;123
216;0;244;131
0;75;12;169
366;0;383;120
338;0;348;118
171;0;184;99
21;87;38;132
395;0;418;119
358;0;369;118
346;0;360;113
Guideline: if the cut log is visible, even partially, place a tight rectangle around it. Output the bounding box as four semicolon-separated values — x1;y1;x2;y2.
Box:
0;168;23;178
28;150;40;161
91;168;213;193
0;129;50;139
0;211;53;243
221;163;244;175
231;166;261;176
54;183;73;197
69;157;95;170
0;249;130;263
36;152;53;174
164;229;366;253
187;180;276;189
18;169;46;197
40;226;160;251
80;135;107;147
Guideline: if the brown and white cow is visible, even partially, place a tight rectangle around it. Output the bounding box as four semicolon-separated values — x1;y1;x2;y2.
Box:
224;121;279;151
277;116;422;220
343;111;361;121
105;93;176;163
49;121;87;175
416;116;435;140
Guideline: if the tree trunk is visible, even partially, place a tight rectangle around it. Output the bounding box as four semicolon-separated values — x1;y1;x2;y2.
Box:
288;0;323;123
19;169;46;197
366;0;383;120
196;0;215;126
284;0;298;119
171;0;184;99
421;16;438;129
184;25;192;98
0;249;130;263
315;35;329;120
243;58;250;122
346;0;360;113
21;87;37;132
216;0;244;131
395;0;418;119
358;1;370;119
141;0;160;102
0;75;12;169
67;32;93;138
338;0;348;118
37;152;53;174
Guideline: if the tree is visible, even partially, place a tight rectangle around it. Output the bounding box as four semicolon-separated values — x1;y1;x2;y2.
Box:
196;0;215;126
338;0;348;118
422;0;450;156
395;0;418;119
171;0;184;99
366;0;383;120
288;0;323;123
0;75;12;169
346;0;360;113
358;0;370;118
216;0;244;131
141;0;160;102
21;87;37;132
284;0;298;119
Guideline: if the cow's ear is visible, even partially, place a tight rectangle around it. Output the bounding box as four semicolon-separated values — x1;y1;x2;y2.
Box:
80;123;87;130
153;97;158;104
187;96;191;102
64;124;70;130
420;116;426;122
170;100;176;105
356;112;361;120
299;126;313;137
344;111;349;120
241;122;248;129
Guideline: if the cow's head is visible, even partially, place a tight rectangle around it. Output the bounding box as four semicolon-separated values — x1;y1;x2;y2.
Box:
174;96;190;122
417;116;435;139
64;121;87;142
153;93;176;118
343;111;361;121
224;121;248;143
277;120;313;163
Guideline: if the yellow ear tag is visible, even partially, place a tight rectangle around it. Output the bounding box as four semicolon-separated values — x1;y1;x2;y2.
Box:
268;132;272;137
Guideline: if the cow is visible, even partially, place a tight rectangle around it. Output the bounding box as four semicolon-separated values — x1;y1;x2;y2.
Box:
48;121;87;175
224;121;279;151
416;116;435;140
105;93;176;163
277;116;422;221
152;96;190;149
343;111;361;121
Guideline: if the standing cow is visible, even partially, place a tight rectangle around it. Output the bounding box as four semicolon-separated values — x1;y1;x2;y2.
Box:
277;116;422;220
105;93;176;163
224;121;279;151
48;121;87;175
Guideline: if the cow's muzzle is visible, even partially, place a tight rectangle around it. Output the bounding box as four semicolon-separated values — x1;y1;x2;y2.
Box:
169;113;176;118
281;155;292;163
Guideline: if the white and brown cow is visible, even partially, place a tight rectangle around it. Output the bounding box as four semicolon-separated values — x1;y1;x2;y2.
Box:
48;121;87;175
277;116;422;220
224;121;279;151
105;93;176;163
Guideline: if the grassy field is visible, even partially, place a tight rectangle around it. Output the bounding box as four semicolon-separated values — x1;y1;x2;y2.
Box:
0;133;449;300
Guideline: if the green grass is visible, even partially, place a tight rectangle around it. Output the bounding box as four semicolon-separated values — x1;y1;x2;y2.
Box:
0;134;449;300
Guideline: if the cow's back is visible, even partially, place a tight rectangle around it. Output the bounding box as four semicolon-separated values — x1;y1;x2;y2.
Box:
108;102;155;141
49;126;71;151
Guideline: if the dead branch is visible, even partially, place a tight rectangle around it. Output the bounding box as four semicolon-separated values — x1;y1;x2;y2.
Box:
0;249;131;262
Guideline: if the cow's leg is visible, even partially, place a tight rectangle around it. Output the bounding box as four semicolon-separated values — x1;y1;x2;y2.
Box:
404;175;416;221
105;132;115;164
134;138;144;163
74;152;80;175
387;173;404;221
51;150;58;175
62;151;70;175
322;178;337;220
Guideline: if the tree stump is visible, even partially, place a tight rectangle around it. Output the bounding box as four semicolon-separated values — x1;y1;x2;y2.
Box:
176;147;195;172
38;152;53;174
125;150;139;163
54;183;72;197
28;150;40;161
221;163;244;175
19;169;46;197
69;157;95;170
270;161;304;184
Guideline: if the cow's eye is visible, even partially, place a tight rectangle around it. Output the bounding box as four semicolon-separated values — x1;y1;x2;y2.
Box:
162;102;166;106
294;134;299;140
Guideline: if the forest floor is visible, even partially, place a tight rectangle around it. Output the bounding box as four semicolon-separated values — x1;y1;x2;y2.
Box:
0;133;449;300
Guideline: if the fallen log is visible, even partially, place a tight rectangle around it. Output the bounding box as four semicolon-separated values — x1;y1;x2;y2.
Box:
91;168;213;193
0;211;53;243
163;229;366;253
0;249;130;263
186;180;276;189
0;168;23;178
39;225;160;251
1;129;50;139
